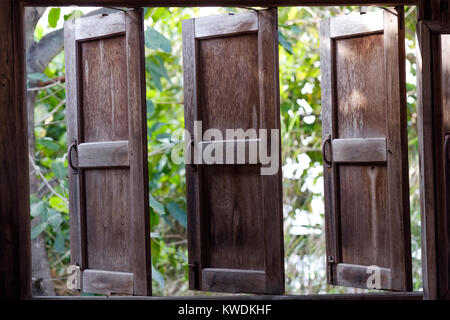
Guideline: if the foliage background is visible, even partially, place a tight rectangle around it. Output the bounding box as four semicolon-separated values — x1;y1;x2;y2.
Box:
29;6;421;295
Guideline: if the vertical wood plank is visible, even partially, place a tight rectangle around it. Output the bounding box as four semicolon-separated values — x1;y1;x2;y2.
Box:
416;21;439;300
320;17;341;283
258;8;284;294
0;0;31;299
384;6;412;291
125;9;151;296
182;18;203;290
64;17;85;270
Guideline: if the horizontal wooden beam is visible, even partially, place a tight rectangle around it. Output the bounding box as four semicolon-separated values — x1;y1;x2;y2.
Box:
194;11;258;39
82;269;134;295
78;141;129;168
202;268;266;293
332;138;387;163
330;9;384;39
198;139;261;165
33;292;424;300
19;0;418;7
335;263;392;290
75;12;125;41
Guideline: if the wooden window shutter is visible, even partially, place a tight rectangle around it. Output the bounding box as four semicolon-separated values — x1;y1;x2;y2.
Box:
182;8;284;294
64;10;151;295
417;21;450;299
320;8;412;291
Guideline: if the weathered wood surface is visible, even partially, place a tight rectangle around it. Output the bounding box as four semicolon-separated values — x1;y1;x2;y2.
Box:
65;10;151;296
330;10;384;38
331;138;387;163
75;12;125;40
321;8;411;291
82;269;134;295
416;21;438;300
195;11;258;39
335;263;391;289
183;8;284;294
78;141;129;168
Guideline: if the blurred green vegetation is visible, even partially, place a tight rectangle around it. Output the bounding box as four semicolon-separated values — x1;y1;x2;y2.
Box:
29;6;421;295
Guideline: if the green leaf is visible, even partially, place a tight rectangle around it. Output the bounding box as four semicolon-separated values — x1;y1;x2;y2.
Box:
151;265;165;288
146;100;155;119
38;138;60;151
278;31;293;54
166;202;187;228
145;27;172;53
31;201;46;218
51;160;66;180
47;209;63;229
31;222;48;239
53;227;65;254
150;195;165;216
49;196;68;214
48;8;61;28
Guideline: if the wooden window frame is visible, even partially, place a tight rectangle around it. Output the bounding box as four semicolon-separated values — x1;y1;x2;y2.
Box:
0;0;443;300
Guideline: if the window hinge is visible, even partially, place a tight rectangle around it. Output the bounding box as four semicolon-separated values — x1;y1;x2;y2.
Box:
188;262;199;289
327;256;335;284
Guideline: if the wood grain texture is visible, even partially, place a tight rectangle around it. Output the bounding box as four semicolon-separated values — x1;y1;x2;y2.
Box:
330;10;384;39
82;269;134;295
335;263;391;289
320;8;411;291
332;138;387;163
195;11;257;39
384;6;412;292
75;12;125;41
202;268;265;293
182;8;283;294
440;35;450;300
0;0;31;300
416;21;438;300
78;141;129;168
64;10;150;296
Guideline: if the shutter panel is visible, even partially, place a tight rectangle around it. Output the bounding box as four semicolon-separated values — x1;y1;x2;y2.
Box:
64;10;151;295
320;8;412;291
418;21;450;299
182;8;284;294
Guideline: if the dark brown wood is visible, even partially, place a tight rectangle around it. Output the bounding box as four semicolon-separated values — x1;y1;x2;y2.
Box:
320;8;412;291
416;18;450;300
416;21;439;300
64;9;151;296
0;0;31;300
182;8;284;294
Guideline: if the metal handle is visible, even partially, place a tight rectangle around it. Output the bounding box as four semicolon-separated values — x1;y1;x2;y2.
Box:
322;134;333;168
189;140;197;171
68;141;78;174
